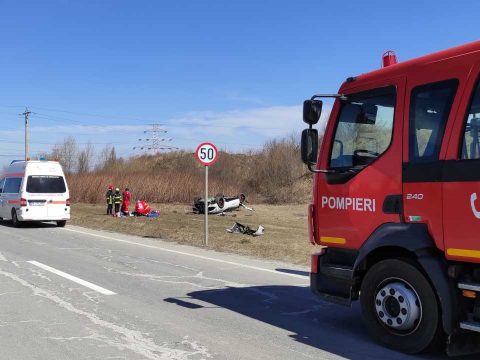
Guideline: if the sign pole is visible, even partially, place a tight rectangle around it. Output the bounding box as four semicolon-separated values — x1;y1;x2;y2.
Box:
204;165;208;247
195;142;217;247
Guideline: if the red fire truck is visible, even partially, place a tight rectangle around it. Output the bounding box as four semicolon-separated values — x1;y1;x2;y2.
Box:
301;41;480;356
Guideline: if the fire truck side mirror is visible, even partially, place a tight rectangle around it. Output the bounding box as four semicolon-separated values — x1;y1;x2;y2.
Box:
301;128;319;165
303;100;323;125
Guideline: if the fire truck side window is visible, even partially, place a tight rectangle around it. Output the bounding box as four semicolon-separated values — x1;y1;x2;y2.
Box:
409;80;458;162
461;79;480;159
329;86;395;169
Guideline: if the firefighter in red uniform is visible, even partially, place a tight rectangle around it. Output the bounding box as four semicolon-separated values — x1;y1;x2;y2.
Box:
121;188;131;215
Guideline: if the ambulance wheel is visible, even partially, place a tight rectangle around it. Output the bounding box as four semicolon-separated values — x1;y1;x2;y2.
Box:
11;209;21;228
360;259;444;354
56;220;67;227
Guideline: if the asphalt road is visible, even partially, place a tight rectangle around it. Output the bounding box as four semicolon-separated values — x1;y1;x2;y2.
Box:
0;222;463;359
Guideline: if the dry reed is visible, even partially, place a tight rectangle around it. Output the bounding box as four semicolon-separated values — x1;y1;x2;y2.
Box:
67;137;312;204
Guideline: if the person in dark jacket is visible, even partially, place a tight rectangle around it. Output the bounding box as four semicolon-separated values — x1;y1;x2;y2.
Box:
106;185;114;215
113;188;122;216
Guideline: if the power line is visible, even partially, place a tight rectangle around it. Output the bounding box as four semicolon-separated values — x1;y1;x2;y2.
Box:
29;106;144;122
29;106;284;130
32;113;86;126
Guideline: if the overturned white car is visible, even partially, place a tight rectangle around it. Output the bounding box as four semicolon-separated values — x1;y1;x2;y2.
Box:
193;193;251;214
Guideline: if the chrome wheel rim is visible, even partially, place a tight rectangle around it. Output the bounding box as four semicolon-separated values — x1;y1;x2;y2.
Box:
374;278;422;334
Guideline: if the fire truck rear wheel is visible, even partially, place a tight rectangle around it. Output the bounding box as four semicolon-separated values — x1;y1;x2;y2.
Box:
360;258;443;354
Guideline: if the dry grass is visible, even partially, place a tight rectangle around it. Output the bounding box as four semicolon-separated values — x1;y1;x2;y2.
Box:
70;203;312;265
66;137;313;205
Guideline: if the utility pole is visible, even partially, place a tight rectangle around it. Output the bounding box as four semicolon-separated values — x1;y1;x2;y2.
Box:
20;107;31;160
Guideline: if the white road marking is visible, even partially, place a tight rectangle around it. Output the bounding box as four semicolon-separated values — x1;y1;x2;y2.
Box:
62;227;309;280
0;269;210;360
28;260;116;295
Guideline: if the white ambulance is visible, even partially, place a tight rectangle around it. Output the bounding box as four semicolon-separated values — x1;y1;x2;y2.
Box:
0;160;70;227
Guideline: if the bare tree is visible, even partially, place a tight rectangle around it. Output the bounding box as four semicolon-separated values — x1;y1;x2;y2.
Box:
109;146;117;165
77;142;94;174
97;145;111;170
51;136;78;174
96;144;117;170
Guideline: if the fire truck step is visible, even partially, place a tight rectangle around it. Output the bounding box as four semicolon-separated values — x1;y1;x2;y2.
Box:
320;264;354;280
312;262;356;306
459;282;480;292
460;320;480;333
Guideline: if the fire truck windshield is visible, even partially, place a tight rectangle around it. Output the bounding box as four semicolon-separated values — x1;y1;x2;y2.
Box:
329;86;396;169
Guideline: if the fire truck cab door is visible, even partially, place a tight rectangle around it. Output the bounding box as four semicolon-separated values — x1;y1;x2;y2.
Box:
315;76;405;249
442;62;480;262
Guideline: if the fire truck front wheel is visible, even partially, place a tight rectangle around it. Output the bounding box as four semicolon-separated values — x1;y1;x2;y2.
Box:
360;258;444;354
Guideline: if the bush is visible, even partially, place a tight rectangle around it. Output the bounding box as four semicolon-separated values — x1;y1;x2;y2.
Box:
67;136;312;204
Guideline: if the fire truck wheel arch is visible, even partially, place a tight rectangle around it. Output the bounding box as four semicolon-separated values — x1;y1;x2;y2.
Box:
354;223;457;335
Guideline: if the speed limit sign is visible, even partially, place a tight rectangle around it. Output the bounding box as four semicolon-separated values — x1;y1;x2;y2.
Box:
195;142;218;248
195;142;218;166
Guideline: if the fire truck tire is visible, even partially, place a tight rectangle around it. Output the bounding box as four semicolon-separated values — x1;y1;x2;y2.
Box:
360;258;444;354
11;209;21;228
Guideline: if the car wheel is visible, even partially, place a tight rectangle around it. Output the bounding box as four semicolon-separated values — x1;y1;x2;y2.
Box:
215;194;225;209
11;209;21;228
238;193;246;204
56;220;67;227
360;259;444;354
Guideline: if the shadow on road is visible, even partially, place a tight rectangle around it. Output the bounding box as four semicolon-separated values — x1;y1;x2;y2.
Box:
275;268;309;277
182;285;455;360
0;221;57;229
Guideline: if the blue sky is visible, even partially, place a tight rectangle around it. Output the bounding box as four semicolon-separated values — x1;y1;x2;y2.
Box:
0;0;478;166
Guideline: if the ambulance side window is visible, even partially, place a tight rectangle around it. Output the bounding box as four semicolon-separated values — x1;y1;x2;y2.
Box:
3;178;22;194
409;80;458;162
461;79;480;159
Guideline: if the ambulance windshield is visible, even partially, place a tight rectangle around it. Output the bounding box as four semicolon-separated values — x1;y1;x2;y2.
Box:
26;175;67;193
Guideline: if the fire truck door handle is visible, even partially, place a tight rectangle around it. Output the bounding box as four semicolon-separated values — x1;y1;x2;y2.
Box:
470;193;480;219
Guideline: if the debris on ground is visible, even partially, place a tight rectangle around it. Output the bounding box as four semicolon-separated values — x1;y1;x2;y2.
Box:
226;222;265;236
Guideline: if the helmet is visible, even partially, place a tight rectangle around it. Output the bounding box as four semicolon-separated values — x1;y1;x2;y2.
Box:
108;185;113;190
115;188;120;192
